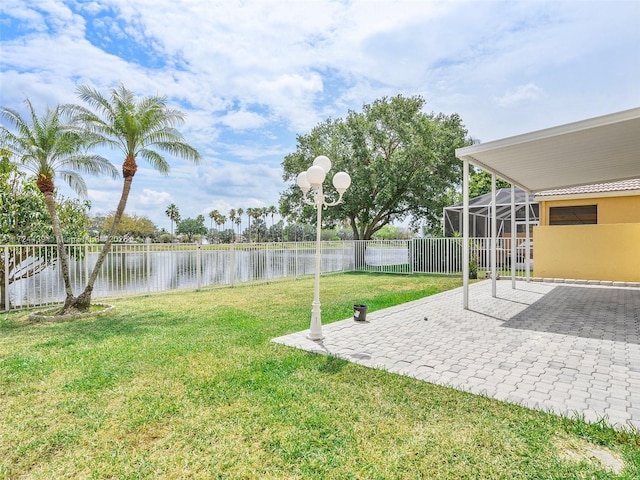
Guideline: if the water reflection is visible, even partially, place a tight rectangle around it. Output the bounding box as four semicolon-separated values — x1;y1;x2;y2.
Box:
9;243;354;308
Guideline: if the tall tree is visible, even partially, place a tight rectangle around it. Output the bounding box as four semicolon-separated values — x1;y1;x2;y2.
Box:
246;208;264;242
216;213;226;231
0;153;91;310
0;100;116;311
102;212;157;241
268;205;277;228
281;95;470;239
66;84;201;311
245;208;253;242
228;208;236;233
245;217;267;243
236;208;243;238
208;209;218;230
165;203;180;235
234;216;241;240
176;216;207;242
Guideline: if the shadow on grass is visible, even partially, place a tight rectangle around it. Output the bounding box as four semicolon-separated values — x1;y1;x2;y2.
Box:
317;355;349;374
57;314;151;344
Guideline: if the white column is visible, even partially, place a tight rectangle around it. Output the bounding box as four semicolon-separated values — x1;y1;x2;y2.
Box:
511;185;516;289
491;173;497;297
525;193;531;282
462;159;469;309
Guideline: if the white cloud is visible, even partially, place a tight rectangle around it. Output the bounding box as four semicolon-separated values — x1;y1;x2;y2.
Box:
220;110;267;131
497;83;544;107
137;188;172;206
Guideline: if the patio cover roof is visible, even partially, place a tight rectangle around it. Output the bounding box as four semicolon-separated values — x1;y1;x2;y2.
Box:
455;106;640;309
455;107;640;193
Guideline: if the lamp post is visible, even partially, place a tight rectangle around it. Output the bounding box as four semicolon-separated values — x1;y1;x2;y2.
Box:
296;155;351;340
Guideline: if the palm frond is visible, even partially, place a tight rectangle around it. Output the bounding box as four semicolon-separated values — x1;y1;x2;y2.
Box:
59;170;88;197
68;83;201;174
64;154;119;179
137;149;170;175
154;142;202;162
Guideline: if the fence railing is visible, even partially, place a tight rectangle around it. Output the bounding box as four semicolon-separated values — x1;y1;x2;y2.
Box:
1;238;532;311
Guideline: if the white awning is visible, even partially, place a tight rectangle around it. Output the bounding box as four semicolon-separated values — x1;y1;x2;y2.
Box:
456;107;640;193
455;106;640;309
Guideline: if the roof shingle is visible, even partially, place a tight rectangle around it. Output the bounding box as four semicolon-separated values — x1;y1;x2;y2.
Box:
535;178;640;197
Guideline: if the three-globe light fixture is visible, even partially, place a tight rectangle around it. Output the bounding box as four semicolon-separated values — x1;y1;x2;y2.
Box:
296;155;351;340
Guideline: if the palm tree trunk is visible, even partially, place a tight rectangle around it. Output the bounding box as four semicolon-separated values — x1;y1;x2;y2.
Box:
40;192;74;303
70;174;134;311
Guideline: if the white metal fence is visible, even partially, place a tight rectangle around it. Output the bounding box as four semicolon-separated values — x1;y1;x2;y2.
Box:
1;238;532;311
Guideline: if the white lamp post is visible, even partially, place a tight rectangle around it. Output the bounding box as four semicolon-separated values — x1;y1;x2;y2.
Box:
296;155;351;340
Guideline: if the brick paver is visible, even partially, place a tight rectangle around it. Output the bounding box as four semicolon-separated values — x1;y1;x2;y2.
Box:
272;280;640;430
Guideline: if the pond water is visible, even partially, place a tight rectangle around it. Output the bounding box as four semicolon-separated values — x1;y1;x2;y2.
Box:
8;245;356;308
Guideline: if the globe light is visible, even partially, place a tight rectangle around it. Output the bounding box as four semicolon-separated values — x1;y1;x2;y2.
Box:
296;171;311;194
332;171;351;194
306;165;326;189
313;155;332;173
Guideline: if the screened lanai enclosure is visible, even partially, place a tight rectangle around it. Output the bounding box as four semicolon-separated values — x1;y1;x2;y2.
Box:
443;188;539;238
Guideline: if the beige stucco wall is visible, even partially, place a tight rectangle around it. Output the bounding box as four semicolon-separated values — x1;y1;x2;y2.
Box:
535;194;640;281
534;223;640;282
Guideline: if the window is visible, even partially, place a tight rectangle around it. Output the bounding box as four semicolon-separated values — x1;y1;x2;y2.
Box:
549;205;597;225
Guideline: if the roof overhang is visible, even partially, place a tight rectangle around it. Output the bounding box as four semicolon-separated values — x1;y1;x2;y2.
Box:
456;107;640;193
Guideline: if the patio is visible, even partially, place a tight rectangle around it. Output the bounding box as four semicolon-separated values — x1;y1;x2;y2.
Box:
273;280;640;431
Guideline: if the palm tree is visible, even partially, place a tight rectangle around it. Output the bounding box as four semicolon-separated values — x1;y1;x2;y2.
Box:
234;216;241;240
268;205;277;228
236;208;243;238
0;100;117;311
66;84;201;311
248;207;264;242
256;207;266;242
246;208;254;242
216;213;226;232
208;209;218;230
229;209;236;238
166;203;180;235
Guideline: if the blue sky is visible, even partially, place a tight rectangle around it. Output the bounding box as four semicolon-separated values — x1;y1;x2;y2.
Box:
1;0;639;231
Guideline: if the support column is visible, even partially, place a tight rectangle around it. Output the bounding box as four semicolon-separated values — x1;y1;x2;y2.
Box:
462;159;469;309
511;185;516;289
525;194;531;282
491;173;497;297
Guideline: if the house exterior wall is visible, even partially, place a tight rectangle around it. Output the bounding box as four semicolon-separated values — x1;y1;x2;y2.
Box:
538;195;640;225
534;223;640;281
535;194;640;281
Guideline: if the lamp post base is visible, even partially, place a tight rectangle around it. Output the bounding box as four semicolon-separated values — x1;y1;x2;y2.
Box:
307;332;324;341
307;300;324;341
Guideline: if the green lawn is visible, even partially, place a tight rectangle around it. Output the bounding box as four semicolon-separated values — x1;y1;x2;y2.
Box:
1;273;638;479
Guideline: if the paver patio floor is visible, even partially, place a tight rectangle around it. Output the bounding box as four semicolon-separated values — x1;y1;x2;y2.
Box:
272;280;640;431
